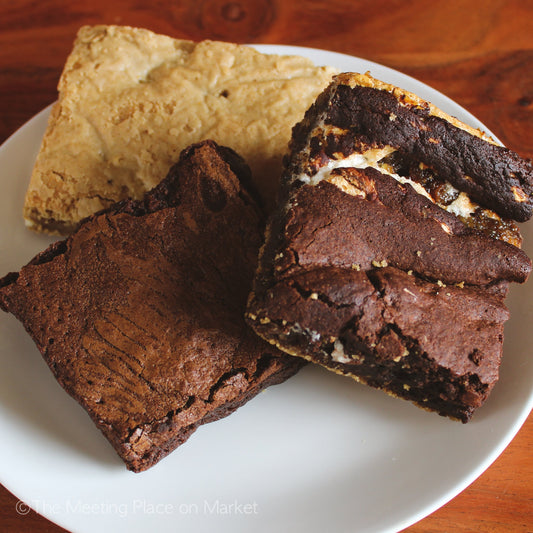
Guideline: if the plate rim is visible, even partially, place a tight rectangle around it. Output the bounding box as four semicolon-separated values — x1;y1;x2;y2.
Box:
0;44;531;533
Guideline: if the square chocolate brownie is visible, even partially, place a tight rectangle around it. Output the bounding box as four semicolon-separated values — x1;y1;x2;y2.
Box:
1;140;303;471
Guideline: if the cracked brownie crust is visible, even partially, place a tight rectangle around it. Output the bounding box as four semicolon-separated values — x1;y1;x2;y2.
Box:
247;73;533;422
0;140;303;471
271;169;530;287
249;266;509;422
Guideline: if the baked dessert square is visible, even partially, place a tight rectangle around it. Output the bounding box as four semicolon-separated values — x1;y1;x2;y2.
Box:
23;25;337;234
246;73;533;422
1;140;303;471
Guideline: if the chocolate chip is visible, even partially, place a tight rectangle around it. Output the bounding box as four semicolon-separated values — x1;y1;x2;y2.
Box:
468;349;483;366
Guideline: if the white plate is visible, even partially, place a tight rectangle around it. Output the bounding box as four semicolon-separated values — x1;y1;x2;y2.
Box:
0;46;532;533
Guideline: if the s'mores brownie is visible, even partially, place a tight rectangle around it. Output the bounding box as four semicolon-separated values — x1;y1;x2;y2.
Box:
246;73;533;422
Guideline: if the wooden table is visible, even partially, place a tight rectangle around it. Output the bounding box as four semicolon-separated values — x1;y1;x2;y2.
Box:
0;1;531;531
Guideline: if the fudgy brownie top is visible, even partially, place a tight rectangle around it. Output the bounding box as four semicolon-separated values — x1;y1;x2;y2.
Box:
249;265;508;389
250;162;519;390
268;167;531;288
1;140;302;471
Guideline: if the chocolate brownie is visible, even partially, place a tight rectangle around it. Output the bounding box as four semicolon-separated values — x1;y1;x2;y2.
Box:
246;73;533;422
288;73;533;222
0;140;303;471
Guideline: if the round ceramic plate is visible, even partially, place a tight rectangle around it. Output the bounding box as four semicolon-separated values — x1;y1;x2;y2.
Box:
0;46;532;533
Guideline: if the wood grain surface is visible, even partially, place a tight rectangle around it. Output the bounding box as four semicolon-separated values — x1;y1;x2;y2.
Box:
0;0;532;531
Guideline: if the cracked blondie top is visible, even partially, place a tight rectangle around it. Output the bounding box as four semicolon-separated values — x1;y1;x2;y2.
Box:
24;25;337;234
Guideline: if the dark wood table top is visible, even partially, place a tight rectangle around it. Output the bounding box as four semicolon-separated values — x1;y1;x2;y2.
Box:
0;1;531;531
